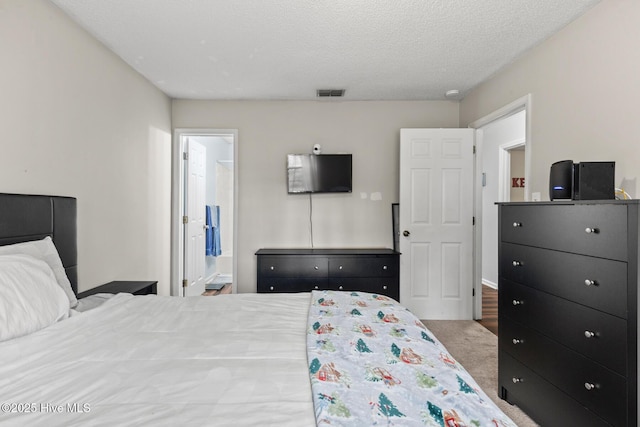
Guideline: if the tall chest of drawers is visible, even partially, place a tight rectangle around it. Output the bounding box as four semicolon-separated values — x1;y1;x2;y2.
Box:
498;201;638;427
256;248;400;301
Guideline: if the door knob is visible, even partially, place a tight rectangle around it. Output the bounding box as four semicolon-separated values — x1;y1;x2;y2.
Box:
403;230;410;237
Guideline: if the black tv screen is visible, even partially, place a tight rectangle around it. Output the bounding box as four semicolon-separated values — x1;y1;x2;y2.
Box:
287;154;352;193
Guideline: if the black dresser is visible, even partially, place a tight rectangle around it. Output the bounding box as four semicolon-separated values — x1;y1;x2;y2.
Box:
498;201;638;426
255;248;400;301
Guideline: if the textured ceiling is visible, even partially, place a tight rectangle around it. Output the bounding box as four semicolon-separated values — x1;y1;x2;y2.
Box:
49;0;600;101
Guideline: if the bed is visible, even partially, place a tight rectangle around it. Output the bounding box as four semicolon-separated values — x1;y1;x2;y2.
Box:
0;193;516;426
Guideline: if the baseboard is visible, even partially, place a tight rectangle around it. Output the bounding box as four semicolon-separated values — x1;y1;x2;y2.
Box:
482;279;498;290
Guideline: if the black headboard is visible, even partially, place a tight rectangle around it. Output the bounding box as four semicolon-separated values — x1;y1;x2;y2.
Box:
0;193;78;294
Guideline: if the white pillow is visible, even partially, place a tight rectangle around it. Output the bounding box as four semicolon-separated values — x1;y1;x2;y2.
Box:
0;254;69;341
0;237;77;308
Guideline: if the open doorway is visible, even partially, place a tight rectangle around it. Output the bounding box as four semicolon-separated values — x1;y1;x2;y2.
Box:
470;95;531;320
479;110;526;290
501;144;526;203
171;129;238;297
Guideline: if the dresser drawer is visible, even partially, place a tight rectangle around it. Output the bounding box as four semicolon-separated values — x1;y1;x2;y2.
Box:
328;278;399;301
500;280;626;374
258;256;328;278
499;351;612;427
257;277;328;293
501;204;628;261
500;320;626;426
329;256;397;278
500;243;627;317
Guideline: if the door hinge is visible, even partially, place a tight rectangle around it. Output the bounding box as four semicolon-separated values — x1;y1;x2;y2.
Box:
183;215;188;224
182;279;188;287
473;145;476;154
472;216;475;226
472;288;475;296
183;152;189;160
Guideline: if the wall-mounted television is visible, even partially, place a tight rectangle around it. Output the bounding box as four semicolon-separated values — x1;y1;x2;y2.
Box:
287;154;352;194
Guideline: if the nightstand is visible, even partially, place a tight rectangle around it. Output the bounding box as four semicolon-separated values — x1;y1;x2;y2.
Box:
77;280;158;299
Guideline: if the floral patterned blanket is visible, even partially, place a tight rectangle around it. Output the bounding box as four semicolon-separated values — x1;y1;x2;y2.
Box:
306;290;516;426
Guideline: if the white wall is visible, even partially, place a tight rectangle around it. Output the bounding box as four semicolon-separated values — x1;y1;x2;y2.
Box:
480;111;526;287
0;0;173;294
461;0;640;200
172;100;459;293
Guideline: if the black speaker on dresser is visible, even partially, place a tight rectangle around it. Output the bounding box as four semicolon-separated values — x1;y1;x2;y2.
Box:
549;160;615;200
549;160;573;200
573;161;615;200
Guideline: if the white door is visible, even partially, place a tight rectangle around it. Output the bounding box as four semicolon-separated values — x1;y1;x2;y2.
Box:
184;138;207;296
399;129;475;319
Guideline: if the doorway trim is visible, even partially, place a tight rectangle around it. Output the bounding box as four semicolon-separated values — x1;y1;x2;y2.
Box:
498;138;526;203
469;94;532;201
467;94;532;319
171;128;239;297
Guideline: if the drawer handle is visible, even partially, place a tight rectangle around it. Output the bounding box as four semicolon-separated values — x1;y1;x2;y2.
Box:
382;285;388;290
585;227;599;234
584;330;596;338
338;285;344;290
339;265;343;270
269;286;274;291
314;266;319;270
512;222;522;228
270;266;275;271
512;377;524;384
584;279;597;287
512;338;524;345
382;265;388;270
512;260;522;267
512;299;524;306
584;382;597;391
314;285;319;290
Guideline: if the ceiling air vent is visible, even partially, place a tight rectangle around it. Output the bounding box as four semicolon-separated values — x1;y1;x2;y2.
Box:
316;89;345;98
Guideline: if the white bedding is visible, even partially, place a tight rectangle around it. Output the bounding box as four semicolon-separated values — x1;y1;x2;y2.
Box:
0;293;316;427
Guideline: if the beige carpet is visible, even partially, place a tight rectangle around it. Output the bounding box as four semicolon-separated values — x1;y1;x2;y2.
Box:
421;320;539;427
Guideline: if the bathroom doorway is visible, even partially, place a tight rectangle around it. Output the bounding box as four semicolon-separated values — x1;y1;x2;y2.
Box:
172;129;238;297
